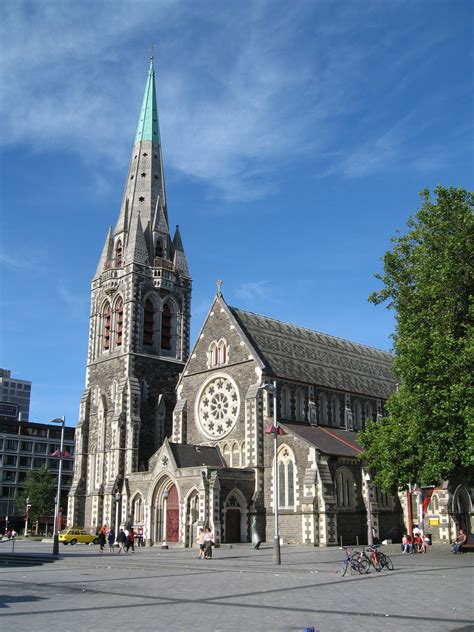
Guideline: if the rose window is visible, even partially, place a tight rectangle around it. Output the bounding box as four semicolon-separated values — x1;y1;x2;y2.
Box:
197;375;240;439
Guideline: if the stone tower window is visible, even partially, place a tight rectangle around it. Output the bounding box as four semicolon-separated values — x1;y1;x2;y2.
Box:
161;303;172;350
115;299;123;346
335;467;355;509
103;302;111;350
143;299;154;346
115;239;123;268
155;239;164;259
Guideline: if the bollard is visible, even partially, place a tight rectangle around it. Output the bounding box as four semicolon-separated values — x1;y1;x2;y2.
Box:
356;536;359;546
340;536;343;548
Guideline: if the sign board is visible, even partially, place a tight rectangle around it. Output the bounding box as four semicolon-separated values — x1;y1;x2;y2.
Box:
0;402;18;418
429;518;439;526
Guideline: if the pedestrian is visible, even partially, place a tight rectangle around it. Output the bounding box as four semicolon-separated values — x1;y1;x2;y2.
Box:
107;528;115;553
117;528;127;554
98;526;106;552
401;534;412;554
126;528;135;553
203;526;214;559
196;527;205;558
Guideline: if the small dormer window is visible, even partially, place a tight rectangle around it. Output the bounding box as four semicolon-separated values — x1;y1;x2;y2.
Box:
155;240;164;259
208;339;229;368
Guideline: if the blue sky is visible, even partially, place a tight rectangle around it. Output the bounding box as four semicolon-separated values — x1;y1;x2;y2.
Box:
0;0;472;426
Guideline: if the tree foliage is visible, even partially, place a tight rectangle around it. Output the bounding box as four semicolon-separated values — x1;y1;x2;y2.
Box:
17;465;56;525
359;186;473;491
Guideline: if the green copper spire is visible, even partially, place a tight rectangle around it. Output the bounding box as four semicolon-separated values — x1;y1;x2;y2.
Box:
135;58;161;144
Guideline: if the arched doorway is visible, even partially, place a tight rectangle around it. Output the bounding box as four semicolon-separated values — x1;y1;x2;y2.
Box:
166;484;179;542
452;485;472;532
225;508;241;542
223;489;248;543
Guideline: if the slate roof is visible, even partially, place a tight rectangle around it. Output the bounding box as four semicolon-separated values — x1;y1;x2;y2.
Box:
282;423;362;457
229;306;396;399
169;443;226;468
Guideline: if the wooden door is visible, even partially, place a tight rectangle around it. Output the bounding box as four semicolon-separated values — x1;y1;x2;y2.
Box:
225;508;241;543
166;484;179;542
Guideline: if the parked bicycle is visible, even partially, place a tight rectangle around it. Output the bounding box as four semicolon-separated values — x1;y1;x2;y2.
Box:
350;544;394;573
340;547;370;576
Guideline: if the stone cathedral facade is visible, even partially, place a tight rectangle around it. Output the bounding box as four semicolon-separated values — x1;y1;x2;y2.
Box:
70;61;471;547
68;60;192;529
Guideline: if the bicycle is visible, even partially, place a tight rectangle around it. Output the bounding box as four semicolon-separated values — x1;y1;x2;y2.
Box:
377;549;394;570
340;547;370;576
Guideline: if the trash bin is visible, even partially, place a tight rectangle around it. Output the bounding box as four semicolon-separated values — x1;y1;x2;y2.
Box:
425;533;432;545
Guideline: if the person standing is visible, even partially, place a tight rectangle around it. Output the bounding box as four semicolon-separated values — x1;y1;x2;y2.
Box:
203;526;214;559
196;528;205;559
107;528;115;553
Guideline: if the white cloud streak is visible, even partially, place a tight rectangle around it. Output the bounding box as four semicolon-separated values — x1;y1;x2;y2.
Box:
0;0;465;200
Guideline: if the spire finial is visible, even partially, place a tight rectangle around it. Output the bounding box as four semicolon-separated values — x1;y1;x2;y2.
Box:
216;279;223;297
149;44;156;65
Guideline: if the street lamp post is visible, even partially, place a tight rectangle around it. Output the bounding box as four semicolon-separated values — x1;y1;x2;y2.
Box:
115;492;121;538
260;381;281;566
364;472;374;546
50;416;65;556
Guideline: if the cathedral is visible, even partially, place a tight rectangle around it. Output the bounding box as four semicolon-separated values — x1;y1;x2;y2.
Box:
69;60;470;547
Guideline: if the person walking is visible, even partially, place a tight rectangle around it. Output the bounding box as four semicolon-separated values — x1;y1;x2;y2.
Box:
98;526;107;552
203;526;214;559
107;528;115;553
117;528;127;554
196;527;205;559
126;528;135;553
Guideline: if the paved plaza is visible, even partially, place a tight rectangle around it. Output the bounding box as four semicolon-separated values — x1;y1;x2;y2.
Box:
0;540;473;632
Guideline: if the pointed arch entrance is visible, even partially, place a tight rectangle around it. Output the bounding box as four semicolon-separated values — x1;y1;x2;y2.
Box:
223;489;248;543
166;484;179;542
150;477;181;545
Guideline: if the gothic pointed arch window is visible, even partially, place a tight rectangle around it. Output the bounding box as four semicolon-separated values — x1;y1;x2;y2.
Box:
103;301;111;350
335;467;355;509
222;443;231;466
208;339;229;368
232;442;241;467
115;239;123;268
319;392;328;424
295;389;305;421
155;239;164;259
115;298;123;347
365;401;374;422
353;400;363;430
277;445;296;509
143;299;154;347
161;302;172;350
331;395;342;427
280;385;291;419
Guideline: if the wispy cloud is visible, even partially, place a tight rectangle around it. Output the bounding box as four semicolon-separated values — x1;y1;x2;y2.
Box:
57;283;89;320
235;280;272;303
0;0;468;199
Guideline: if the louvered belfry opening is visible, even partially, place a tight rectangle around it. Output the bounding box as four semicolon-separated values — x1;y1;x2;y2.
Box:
143;299;154;346
161;303;172;350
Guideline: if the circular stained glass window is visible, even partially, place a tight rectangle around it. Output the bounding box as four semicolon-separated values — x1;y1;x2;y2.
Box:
196;374;240;440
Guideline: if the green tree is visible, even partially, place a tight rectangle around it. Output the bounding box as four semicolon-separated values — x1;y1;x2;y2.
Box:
17;465;56;526
359;186;473;491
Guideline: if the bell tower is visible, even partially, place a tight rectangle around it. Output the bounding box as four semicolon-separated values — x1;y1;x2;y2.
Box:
68;59;192;529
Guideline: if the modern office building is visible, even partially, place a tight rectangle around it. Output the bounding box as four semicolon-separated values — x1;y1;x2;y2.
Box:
0;368;32;421
0;418;75;533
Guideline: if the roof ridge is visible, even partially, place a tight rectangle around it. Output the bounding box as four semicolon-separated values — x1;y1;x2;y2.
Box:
228;305;393;357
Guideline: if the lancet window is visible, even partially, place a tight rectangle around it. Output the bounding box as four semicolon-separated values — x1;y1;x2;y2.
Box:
103;302;111;350
143;299;154;347
115;299;123;346
115;239;123;268
161;302;172;350
278;446;295;509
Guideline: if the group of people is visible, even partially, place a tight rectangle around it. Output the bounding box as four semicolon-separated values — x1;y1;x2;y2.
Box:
401;532;428;554
0;528;17;540
196;527;214;559
97;525;138;553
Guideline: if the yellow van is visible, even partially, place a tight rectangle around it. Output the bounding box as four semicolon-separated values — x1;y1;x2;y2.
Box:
58;528;98;545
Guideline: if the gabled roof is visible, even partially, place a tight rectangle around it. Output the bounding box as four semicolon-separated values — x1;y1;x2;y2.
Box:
169;443;226;468
228;306;396;399
282;422;362;457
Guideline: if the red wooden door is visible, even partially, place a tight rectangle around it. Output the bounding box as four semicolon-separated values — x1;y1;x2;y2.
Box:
166;484;179;542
